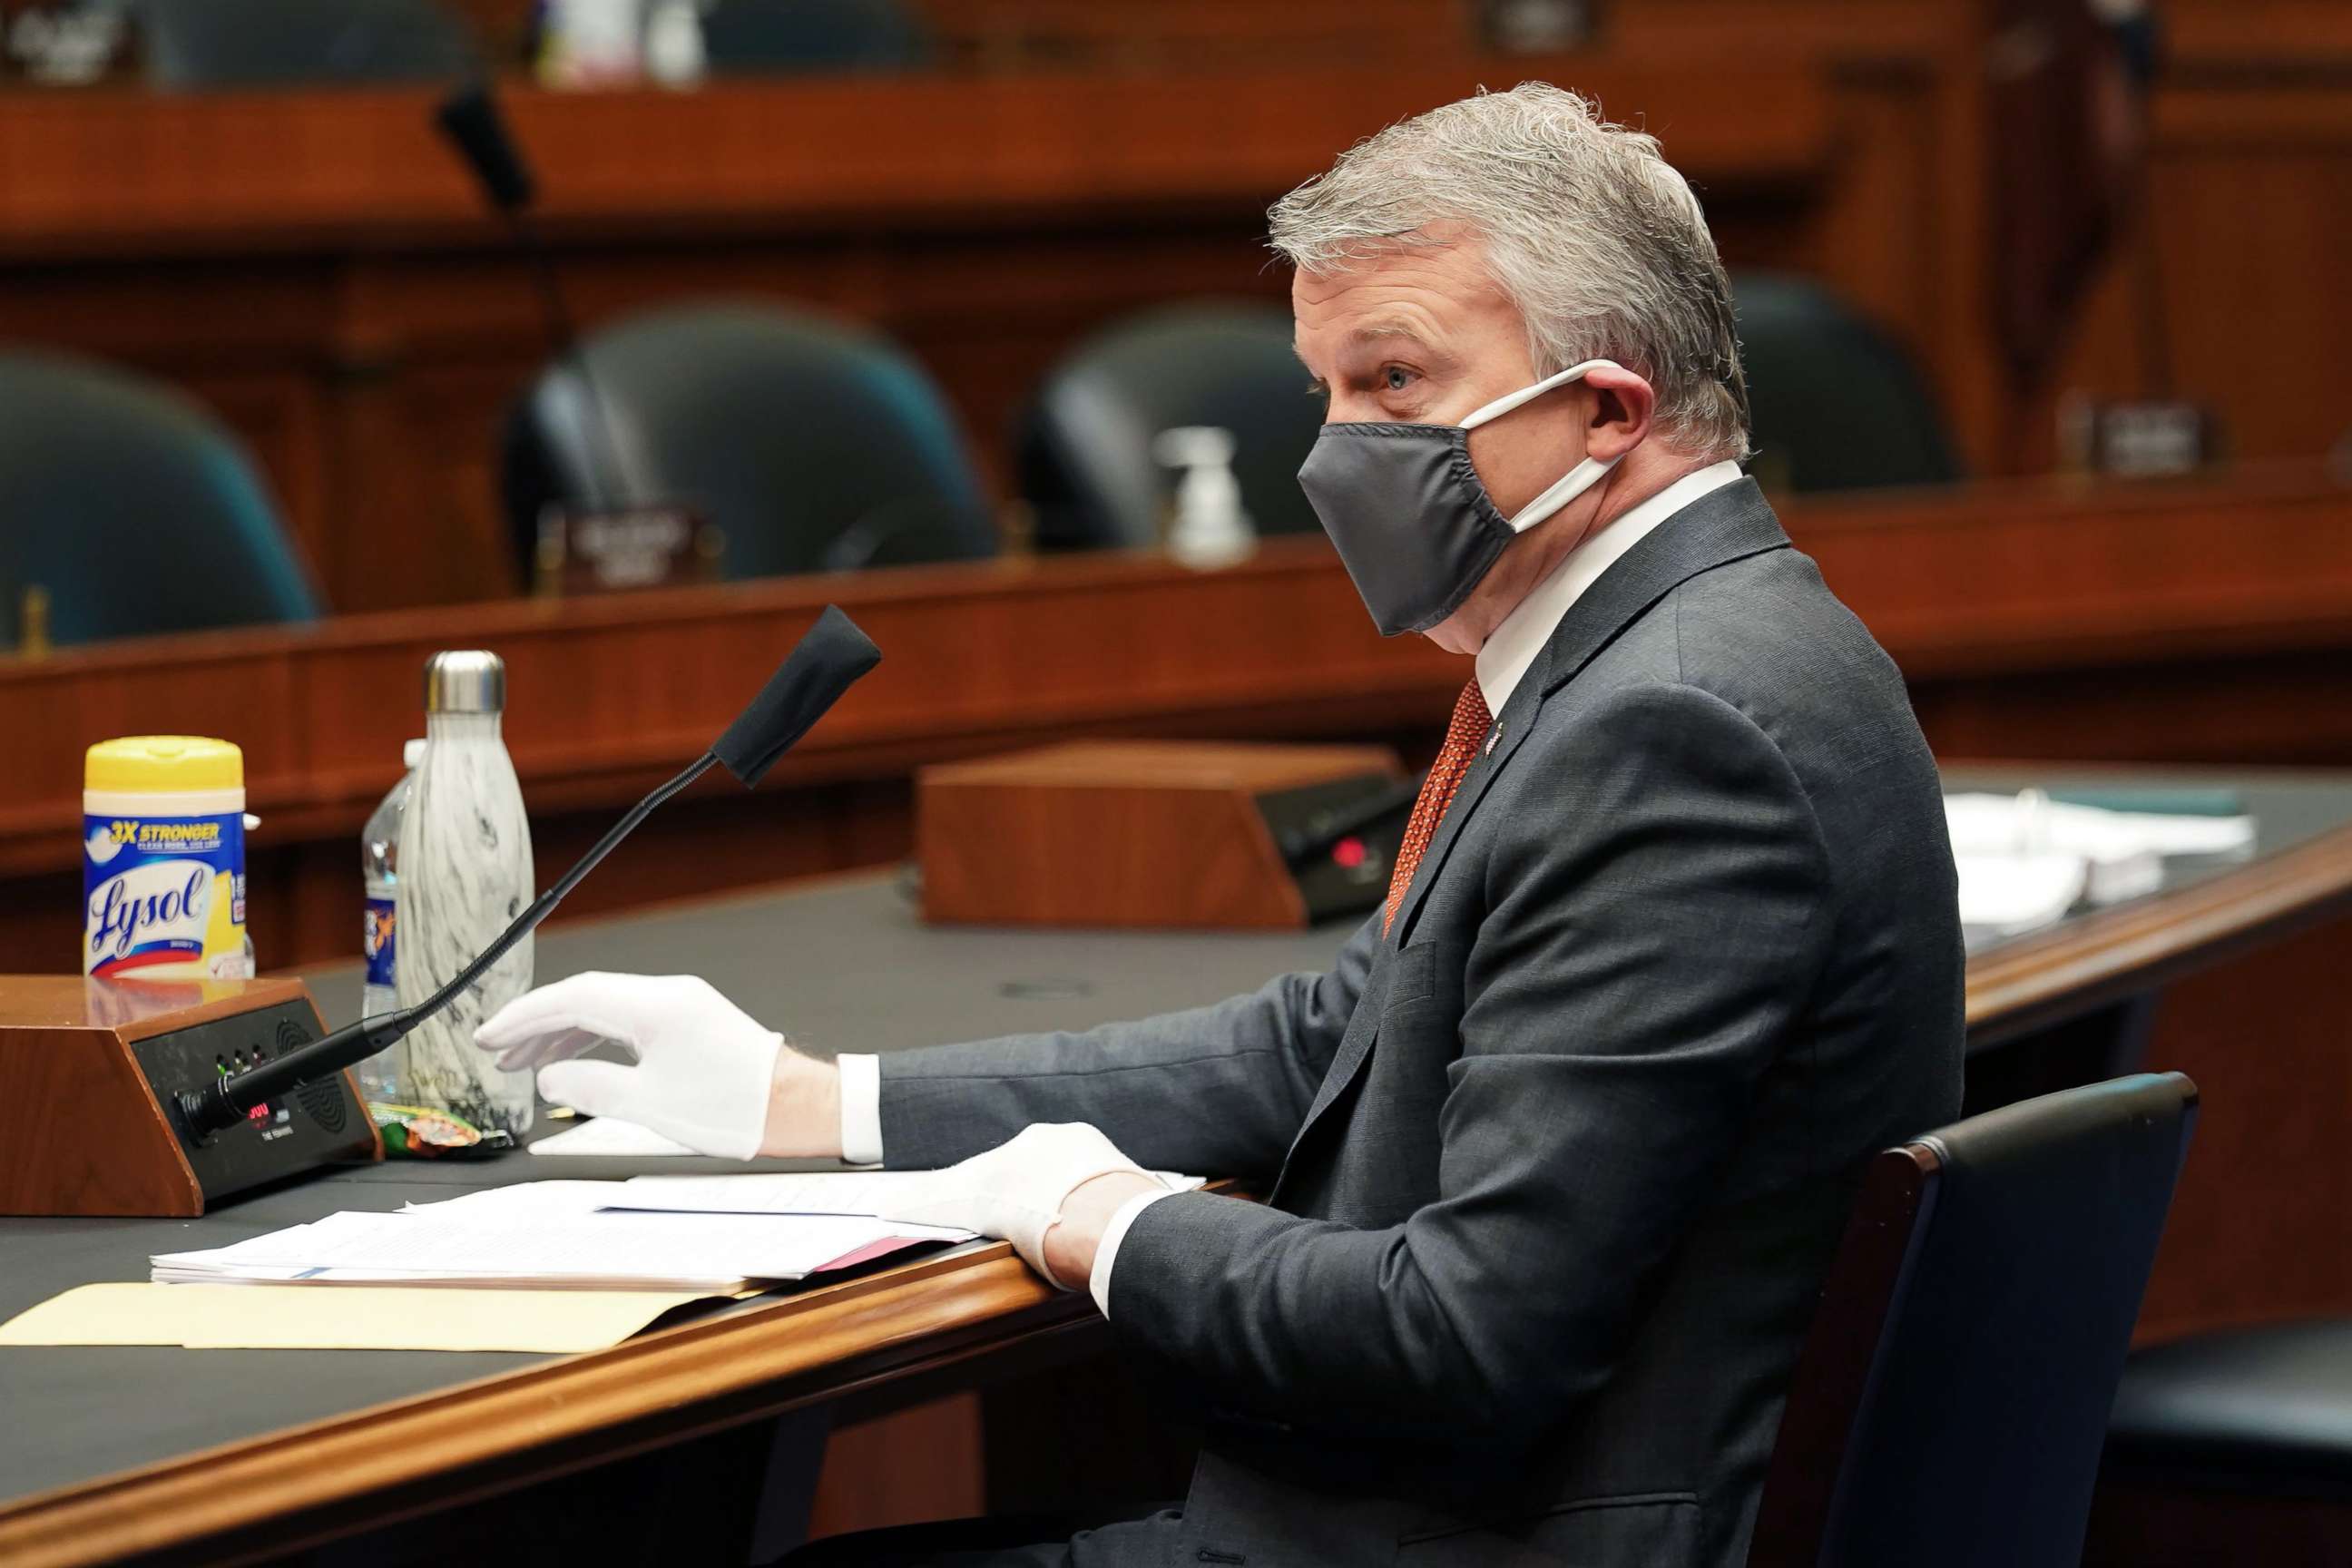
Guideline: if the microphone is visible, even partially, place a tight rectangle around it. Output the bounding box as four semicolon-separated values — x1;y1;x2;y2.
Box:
435;86;535;213
434;83;634;513
179;606;883;1141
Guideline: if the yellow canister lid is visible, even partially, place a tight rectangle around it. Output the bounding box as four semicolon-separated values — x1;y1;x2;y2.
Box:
85;736;245;793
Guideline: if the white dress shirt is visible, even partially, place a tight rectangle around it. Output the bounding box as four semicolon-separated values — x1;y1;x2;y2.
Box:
838;458;1749;1312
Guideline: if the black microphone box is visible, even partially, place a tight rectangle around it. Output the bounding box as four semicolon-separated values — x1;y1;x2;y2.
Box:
0;975;378;1217
916;741;1407;930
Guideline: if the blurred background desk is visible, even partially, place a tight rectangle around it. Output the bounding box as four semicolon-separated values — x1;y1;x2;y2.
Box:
4;762;2349;1563
3;466;2348;972
0;1;2343;611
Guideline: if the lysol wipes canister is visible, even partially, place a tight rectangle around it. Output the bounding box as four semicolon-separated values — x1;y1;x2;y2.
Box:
83;736;254;980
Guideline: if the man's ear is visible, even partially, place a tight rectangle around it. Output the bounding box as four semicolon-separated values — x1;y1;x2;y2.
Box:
1583;364;1656;462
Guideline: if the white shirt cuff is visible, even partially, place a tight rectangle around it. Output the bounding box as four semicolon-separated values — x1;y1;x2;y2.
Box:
1088;1187;1181;1317
837;1054;884;1167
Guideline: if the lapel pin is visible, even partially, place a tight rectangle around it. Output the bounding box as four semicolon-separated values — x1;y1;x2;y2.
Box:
1485;729;1499;756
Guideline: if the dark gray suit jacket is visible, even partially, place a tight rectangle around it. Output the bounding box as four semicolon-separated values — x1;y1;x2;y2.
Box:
877;478;1965;1567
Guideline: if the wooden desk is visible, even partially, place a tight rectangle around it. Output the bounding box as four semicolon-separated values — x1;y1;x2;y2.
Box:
3;467;2349;975
4;768;2352;1565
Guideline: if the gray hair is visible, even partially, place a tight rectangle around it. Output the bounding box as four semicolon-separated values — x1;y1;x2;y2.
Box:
1269;83;1749;462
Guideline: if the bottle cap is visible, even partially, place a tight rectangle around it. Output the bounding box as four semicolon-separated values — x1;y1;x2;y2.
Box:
403;738;427;769
424;651;506;715
85;735;243;793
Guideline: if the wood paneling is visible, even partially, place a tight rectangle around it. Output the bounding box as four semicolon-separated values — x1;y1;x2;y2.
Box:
4;468;2349;973
807;1395;987;1540
2133;914;2352;1344
2030;44;2352;474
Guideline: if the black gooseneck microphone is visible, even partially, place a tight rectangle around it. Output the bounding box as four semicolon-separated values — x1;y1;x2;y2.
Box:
435;84;635;511
179;606;883;1141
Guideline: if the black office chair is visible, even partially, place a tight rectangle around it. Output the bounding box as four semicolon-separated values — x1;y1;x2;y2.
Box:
1731;270;1963;494
502;303;996;583
701;0;936;74
0;349;321;648
137;0;479;89
2084;1318;2352;1564
1749;1072;2200;1568
1014;301;1326;552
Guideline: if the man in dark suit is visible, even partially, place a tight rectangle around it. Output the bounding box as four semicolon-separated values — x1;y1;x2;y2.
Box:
480;83;1963;1567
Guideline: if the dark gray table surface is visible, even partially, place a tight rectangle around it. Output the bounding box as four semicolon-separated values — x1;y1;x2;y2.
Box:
6;766;2351;1509
0;877;1347;1505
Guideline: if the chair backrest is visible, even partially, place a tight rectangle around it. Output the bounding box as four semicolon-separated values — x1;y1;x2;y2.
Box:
701;0;936;74
1015;301;1327;552
1732;271;1963;495
1749;1071;2200;1568
502;303;996;583
139;0;478;88
0;350;321;648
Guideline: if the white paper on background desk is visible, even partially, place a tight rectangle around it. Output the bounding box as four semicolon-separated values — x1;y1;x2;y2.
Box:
1944;793;2256;864
151;1203;972;1290
1954;851;2090;936
606;1170;1209;1218
529;1116;699;1157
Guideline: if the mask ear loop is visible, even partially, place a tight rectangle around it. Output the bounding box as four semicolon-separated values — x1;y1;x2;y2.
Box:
1460;358;1624;429
1459;358;1629;534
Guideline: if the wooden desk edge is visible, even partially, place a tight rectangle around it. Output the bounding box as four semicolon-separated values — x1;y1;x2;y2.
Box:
0;1244;1089;1568
1965;818;2352;1045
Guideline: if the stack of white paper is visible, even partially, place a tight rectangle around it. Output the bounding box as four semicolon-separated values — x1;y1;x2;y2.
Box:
528;1117;700;1158
1945;791;2259;938
1954;851;2090;937
606;1170;1207;1217
152;1198;971;1291
152;1168;1211;1292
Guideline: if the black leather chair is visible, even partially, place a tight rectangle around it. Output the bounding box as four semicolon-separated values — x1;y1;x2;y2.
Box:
137;0;478;89
1749;1072;2200;1568
701;0;935;74
1732;270;1963;494
0;349;321;647
1014;301;1327;552
502;303;996;583
2084;1318;2352;1564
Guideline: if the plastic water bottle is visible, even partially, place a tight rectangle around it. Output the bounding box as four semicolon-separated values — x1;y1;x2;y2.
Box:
396;652;536;1138
358;738;425;1103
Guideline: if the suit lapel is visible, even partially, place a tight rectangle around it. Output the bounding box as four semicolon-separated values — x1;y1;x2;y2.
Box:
1534;476;1790;699
1383;675;1541;947
1278;945;1396;1181
1276;480;1795;1182
1386;477;1793;946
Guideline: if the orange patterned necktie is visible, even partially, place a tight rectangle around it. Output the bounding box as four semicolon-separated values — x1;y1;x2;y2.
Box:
1384;680;1494;937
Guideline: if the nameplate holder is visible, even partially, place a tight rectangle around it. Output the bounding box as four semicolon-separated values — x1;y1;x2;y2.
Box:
535;505;723;596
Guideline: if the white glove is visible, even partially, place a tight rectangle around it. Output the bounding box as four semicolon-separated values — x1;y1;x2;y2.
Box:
473;973;782;1161
879;1123;1167;1290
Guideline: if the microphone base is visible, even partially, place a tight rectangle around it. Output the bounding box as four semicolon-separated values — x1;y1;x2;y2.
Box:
0;975;380;1217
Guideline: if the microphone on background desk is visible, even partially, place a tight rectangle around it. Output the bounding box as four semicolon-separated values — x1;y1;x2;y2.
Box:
434;85;634;508
436;85;709;590
179;606;883;1140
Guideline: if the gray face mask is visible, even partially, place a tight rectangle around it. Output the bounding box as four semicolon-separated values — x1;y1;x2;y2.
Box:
1297;358;1626;636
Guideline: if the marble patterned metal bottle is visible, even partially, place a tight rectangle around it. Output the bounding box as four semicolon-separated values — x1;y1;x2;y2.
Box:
394;651;536;1136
